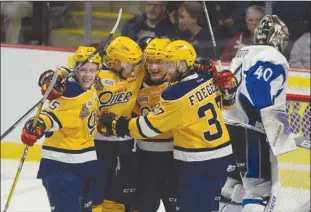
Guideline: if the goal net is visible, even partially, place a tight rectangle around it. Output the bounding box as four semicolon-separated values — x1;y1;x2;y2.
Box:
278;68;310;212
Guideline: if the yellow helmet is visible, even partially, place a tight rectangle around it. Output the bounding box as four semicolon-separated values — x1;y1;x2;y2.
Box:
144;38;171;61
105;36;142;65
67;56;73;68
162;40;197;68
73;46;102;68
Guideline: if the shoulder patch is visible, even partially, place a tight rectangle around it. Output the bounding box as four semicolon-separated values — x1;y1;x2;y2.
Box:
102;78;115;86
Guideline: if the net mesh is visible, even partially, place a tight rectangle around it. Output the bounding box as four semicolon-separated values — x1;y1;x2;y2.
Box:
279;81;310;212
287;100;310;138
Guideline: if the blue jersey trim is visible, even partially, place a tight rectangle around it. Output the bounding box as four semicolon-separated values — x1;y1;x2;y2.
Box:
63;80;86;98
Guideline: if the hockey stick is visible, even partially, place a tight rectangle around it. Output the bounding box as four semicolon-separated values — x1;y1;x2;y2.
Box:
202;2;243;76
0;100;41;141
67;8;122;79
202;1;222;70
2;67;60;212
0;8;123;142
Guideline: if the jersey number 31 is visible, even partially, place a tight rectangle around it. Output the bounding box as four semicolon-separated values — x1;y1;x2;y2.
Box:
197;102;223;141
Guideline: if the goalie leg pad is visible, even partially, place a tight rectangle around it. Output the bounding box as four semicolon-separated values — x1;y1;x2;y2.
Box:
221;177;245;203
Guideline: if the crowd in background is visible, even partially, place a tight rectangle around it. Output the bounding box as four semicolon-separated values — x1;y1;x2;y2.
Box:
1;1;310;68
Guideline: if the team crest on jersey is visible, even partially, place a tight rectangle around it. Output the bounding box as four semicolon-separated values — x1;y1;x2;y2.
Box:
137;96;150;103
79;104;90;119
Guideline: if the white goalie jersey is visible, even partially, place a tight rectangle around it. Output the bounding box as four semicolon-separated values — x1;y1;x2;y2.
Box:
223;45;296;155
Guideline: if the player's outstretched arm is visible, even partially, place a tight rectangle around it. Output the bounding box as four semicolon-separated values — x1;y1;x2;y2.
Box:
100;98;183;139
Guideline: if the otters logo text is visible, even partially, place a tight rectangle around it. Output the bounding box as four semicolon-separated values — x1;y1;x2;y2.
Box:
98;90;132;109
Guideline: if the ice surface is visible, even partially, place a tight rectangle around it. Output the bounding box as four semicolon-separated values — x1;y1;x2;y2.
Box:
1;160;166;212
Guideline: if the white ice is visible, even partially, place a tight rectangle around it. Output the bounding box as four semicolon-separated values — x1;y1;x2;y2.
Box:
1;159;166;212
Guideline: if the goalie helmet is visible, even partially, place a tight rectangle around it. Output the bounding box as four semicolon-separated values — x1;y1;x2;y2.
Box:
254;15;289;53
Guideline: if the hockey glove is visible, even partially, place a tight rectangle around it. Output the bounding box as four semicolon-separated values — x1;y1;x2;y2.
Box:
97;112;113;137
214;70;238;107
195;57;218;77
100;113;130;138
21;118;46;146
38;70;66;100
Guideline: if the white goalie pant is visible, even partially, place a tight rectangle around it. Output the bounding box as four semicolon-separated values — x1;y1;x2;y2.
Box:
220;124;280;212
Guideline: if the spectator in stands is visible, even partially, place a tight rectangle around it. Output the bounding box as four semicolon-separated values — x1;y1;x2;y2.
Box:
121;1;174;42
1;1;33;44
289;32;310;69
220;5;265;62
205;2;252;38
178;1;216;59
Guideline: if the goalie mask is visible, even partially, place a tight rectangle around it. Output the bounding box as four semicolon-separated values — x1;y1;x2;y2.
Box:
254;15;289;53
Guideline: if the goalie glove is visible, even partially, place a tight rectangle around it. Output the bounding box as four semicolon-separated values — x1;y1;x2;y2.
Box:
214;70;237;107
38;70;66;100
100;113;130;138
21;117;46;146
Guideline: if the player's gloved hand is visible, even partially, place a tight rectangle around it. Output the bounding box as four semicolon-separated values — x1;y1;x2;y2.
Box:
194;57;218;77
38;70;66;100
97;112;113;136
214;70;238;107
21;118;46;146
214;70;237;95
100;113;130;138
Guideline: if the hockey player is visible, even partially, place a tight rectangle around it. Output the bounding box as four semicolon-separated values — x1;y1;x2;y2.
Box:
130;37;177;212
99;40;236;212
220;15;294;212
20;46;102;212
39;37;144;212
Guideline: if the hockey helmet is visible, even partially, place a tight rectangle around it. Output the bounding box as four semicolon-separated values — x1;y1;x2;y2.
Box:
104;36;142;66
162;40;197;73
138;36;155;51
72;46;102;70
144;38;171;61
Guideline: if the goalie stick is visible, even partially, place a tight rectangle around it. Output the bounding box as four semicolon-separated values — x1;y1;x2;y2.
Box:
3;67;60;212
0;8;123;142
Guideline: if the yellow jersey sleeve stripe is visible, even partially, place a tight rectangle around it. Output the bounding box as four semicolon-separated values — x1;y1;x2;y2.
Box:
41;110;63;131
136;117;147;138
137;116;160;137
144;115;162;133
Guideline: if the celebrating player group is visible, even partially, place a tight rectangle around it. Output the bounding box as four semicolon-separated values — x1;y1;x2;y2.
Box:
19;14;295;212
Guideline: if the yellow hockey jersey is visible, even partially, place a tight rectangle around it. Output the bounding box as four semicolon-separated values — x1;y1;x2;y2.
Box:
128;72;232;162
37;79;100;179
94;67;146;141
135;81;173;152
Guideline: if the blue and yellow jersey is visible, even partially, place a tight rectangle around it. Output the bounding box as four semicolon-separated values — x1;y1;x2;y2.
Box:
128;72;232;162
135;81;173;152
94;66;146;141
37;78;99;179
